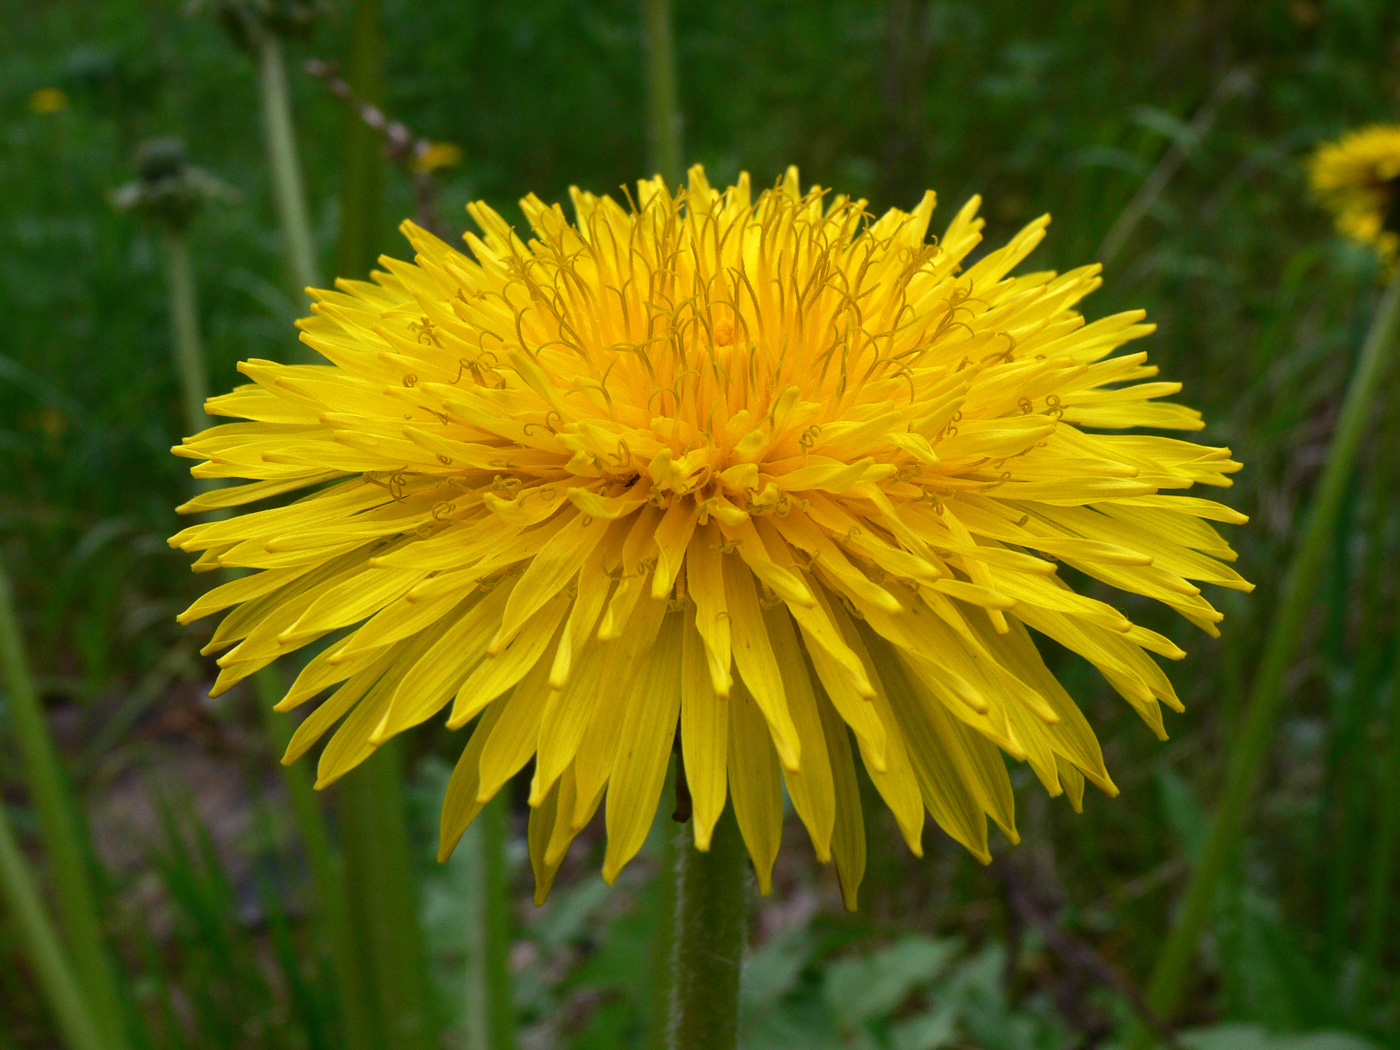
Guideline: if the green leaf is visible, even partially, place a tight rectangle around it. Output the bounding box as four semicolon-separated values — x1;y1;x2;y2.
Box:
1177;1025;1382;1050
822;935;960;1031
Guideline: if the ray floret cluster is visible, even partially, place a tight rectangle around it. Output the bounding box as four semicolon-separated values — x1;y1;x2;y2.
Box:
1309;124;1400;263
171;166;1248;907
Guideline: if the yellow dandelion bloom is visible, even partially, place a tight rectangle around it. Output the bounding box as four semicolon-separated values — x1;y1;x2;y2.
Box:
412;141;464;175
171;167;1249;907
1309;124;1400;262
29;87;70;115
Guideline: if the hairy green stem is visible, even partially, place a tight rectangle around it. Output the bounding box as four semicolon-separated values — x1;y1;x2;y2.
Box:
256;31;319;300
641;0;682;185
0;557;127;1048
670;805;746;1050
0;805;107;1050
1134;264;1400;1043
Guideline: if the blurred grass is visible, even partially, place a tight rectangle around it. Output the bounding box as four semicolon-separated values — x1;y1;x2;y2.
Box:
2;0;1400;1047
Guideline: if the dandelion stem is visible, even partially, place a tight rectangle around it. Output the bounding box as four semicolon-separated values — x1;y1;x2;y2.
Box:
641;0;683;185
463;794;515;1050
328;4;440;1045
1135;263;1400;1042
161;231;208;440
159;198;374;1050
256;30;319;300
0;804;107;1050
257;670;378;1050
646;774;679;1050
339;743;438;1050
670;804;746;1050
0;556;128;1049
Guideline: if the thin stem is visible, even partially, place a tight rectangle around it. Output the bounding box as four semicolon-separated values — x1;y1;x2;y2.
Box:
464;794;515;1050
257;31;319;300
0;805;107;1050
640;0;683;186
0;556;128;1048
162;231;208;440
328;4;440;1045
334;0;385;282
162;209;374;1050
338;742;439;1050
1359;656;1400;1002
670;804;746;1050
646;774;678;1050
1134;263;1400;1043
257;669;378;1050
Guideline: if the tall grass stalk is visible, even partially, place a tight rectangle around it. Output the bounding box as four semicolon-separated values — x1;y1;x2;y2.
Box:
0;803;107;1050
0;557;127;1048
331;5;441;1047
159;208;375;1050
1134;264;1400;1043
255;30;319;301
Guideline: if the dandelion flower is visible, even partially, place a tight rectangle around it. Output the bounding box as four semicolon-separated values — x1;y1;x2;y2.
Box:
171;167;1248;907
1309;124;1400;262
412;141;464;175
29;87;69;114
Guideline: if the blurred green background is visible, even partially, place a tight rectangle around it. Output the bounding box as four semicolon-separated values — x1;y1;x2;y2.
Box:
3;0;1400;1047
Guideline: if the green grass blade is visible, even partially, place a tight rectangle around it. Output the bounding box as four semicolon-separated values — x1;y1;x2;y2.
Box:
0;803;107;1050
0;554;129;1048
1134;264;1400;1043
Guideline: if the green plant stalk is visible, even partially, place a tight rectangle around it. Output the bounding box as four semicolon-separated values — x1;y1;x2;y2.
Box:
259;670;379;1050
161;205;375;1050
640;6;683;1030
251;22;376;1043
1133;264;1400;1044
0;557;128;1049
161;231;209;441
641;0;683;185
670;804;746;1050
1360;647;1400;1001
330;5;442;1046
256;30;319;300
646;775;678;1050
464;793;515;1050
339;742;439;1049
0;805;107;1050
